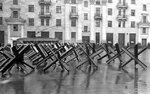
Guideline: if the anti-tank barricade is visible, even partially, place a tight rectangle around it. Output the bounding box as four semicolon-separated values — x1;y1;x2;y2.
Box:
0;43;148;79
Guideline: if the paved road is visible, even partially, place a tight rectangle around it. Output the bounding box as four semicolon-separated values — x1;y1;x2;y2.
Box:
0;48;149;94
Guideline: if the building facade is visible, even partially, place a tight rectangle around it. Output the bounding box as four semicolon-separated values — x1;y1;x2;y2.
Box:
0;0;150;46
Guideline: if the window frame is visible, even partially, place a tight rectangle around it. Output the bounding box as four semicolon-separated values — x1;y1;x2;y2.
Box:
143;16;147;23
28;5;34;12
13;0;18;5
27;31;36;38
143;4;147;11
41;5;44;13
122;21;126;28
13;24;19;31
84;1;88;7
142;28;147;34
95;20;100;27
41;19;44;26
56;19;61;26
131;9;135;16
0;3;2;11
108;0;112;3
56;6;61;13
46;5;49;13
118;21;121;27
28;18;34;26
118;9;121;16
108;8;112;15
84;26;88;32
13;11;19;18
71;6;76;13
131;21;135;28
71;0;77;4
96;7;100;14
46;19;49;26
71;19;76;27
108;21;112;27
95;0;100;5
71;32;76;39
131;0;135;4
84;13;88;20
0;17;3;25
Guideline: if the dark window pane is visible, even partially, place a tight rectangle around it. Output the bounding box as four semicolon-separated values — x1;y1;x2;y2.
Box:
55;32;63;40
41;32;49;38
27;31;36;38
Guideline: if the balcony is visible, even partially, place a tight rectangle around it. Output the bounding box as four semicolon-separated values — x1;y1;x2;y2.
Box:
137;21;150;27
117;2;128;9
39;12;51;18
116;15;128;21
70;12;78;19
39;0;51;5
94;13;102;20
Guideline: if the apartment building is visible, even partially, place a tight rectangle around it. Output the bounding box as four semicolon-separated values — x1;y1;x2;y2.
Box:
0;0;150;47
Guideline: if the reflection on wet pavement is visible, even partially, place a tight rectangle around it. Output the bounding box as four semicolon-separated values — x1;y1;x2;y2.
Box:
0;49;149;94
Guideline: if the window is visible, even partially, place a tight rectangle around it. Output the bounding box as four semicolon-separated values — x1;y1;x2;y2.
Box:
13;24;18;31
13;0;18;5
142;28;146;34
71;6;76;13
143;16;147;23
84;1;88;7
56;6;61;13
83;26;88;32
46;5;49;13
27;31;36;38
71;32;76;39
96;33;100;44
119;0;121;3
28;5;34;12
13;11;19;18
0;3;2;11
108;21;112;27
108;0;112;3
56;19;61;26
131;10;135;16
46;19;49;26
0;17;3;25
84;13;88;20
96;8;100;14
55;32;63;40
71;19;76;27
123;0;126;4
41;32;49;38
108;8;112;15
118;9;121;16
29;18;34;26
41;19;44;26
143;4;147;11
95;20;100;27
71;0;76;4
123;9;126;15
131;21;135;28
96;0;100;5
41;5;44;13
131;0;135;4
118;21;121;27
123;21;125;27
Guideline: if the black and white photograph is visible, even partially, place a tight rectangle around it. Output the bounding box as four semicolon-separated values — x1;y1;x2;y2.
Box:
0;0;149;94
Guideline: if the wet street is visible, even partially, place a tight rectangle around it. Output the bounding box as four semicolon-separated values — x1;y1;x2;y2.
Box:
0;48;150;94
